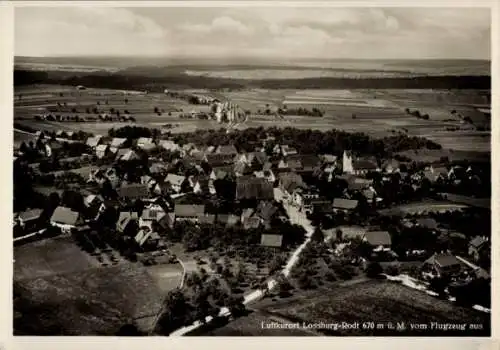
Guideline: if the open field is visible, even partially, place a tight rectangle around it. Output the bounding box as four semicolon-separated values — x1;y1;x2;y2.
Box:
14;236;183;335
14;85;490;153
378;201;469;216
260;280;489;336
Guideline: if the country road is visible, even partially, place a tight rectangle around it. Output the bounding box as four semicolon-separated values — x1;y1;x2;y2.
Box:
169;189;315;336
14;128;77;144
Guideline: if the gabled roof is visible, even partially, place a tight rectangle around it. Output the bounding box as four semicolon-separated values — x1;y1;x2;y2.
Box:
149;163;167;174
333;198;358;210
198;214;216;225
364;231;391;246
86;135;102;147
255;201;278;222
19;208;43;222
50;206;80;226
116;211;138;232
279;172;305;193
353;159;378;170
158;212;176;229
159;140;180;151
243;217;261;229
110;138;127;148
469;236;488;249
426;253;462;268
211;166;234;180
217;214;239;227
234;161;253;175
321;154;337;163
415;218;438;230
206;153;234;167
260;234;283;248
137;137;153;145
141;207;166;221
236;177;274;200
216;144;238;155
165;173;186;187
96;144;108;152
174;204;205;217
116;184;149;200
117;149;140;161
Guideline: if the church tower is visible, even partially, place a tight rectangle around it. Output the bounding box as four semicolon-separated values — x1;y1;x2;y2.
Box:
343;150;354;174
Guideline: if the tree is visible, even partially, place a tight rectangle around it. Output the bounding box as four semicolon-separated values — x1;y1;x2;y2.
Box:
226;295;246;318
366;262;383;278
311;227;324;243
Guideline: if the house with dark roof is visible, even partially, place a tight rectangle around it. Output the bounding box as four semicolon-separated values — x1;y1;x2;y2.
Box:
205;153;234;167
174;204;205;222
157;212;176;232
468;236;489;262
135;221;161;248
254;201;279;228
215;144;238;156
116;149;140;162
17;208;44;233
50;206;83;233
333;198;359;212
198;213;216;225
278;157;302;172
278;172;305;198
363;231;392;250
260;234;283;248
422;253;465;279
149;163;168;176
209;166;234;181
116;183;149;201
235;177;274;201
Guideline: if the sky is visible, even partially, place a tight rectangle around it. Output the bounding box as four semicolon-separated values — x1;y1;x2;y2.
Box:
14;6;491;60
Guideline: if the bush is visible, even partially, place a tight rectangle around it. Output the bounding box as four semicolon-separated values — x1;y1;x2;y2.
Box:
385;264;401;276
366;262;383;278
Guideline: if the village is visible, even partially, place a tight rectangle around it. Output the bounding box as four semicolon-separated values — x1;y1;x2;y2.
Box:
13;109;492;335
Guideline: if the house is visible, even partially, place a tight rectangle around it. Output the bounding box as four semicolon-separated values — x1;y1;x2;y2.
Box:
174;204;205;222
189;176;216;195
301;197;331;215
135;222;161;248
139;205;166;225
158;212;176;231
343;150;379;175
260;234;283;248
83;194;106;221
181;143;199;157
362;187;378;203
50;206;83;233
382;159;401;173
164;173;187;193
415;218;439;231
422;253;464;279
295;155;321;173
17;208;44;233
217;214;240;227
234;161;253;177
136;137;155;150
278;158;302;172
278;172;305;199
333;198;358;212
110;137;127;149
149;163;168;176
198;213;216;225
468;236;489;262
363;231;392;250
320;154;337;165
116;149;140;162
215;144;238;156
205;153;234;168
210;166;234;181
95;144;110;159
235;177;274;201
236;152;268;169
292;188;319;209
116;211;139;234
280;145;298;157
254;201;279;228
116;183;150;202
159;140;180;152
254;169;276;183
423;166;448;183
86;135;102;149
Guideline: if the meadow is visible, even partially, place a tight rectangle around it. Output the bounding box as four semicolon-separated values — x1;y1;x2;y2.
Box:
14;236;183;335
14;84;490;154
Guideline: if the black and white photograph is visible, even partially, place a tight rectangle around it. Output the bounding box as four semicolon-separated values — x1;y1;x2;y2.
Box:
11;4;492;337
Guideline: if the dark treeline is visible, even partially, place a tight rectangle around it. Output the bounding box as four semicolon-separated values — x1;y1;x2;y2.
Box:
14;69;491;90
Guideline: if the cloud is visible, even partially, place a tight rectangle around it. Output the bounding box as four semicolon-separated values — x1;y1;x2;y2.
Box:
14;7;490;59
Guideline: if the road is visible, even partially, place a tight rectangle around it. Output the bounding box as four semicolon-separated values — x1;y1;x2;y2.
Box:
169;188;315;336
